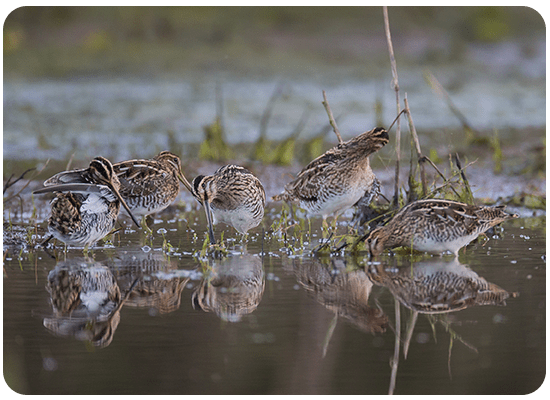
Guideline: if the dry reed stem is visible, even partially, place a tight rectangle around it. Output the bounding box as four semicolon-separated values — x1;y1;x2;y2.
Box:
215;80;225;132
3;168;35;194
422;155;462;198
453;153;475;204
321;90;343;144
422;156;447;181
383;6;403;206
403;310;418;360
259;82;285;139
291;106;310;138
65;153;75;171
403;95;428;196
424;70;476;135
4;159;50;203
432;159;478;195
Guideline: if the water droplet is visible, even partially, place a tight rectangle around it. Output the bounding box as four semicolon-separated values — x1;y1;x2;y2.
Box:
43;357;58;372
492;313;507;324
267;273;280;281
416;332;431;344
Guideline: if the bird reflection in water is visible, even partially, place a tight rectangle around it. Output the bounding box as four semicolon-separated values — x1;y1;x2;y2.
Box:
366;257;517;314
293;257;388;334
112;251;190;315
289;256;388;358
365;257;518;394
192;254;265;322
44;258;136;349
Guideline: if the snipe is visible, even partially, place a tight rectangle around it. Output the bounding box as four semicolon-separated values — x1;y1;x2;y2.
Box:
272;127;389;224
34;156;140;248
367;199;519;256
190;165;265;244
112;151;193;227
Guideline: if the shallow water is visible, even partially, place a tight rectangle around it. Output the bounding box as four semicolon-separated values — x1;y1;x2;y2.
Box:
3;211;545;395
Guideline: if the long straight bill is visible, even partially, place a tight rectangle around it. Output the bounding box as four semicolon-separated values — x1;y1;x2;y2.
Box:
387;109;406;132
203;200;217;245
177;170;194;194
109;184;141;228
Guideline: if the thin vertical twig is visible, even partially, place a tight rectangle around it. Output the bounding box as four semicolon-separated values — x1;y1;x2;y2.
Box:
383;6;402;207
321;90;343;144
215;80;224;131
454;153;475;204
322;313;339;358
403;310;418;359
424;70;477;139
65;153;75;171
403;95;427;197
388;297;401;395
259;82;285;139
252;82;285;161
448;335;454;380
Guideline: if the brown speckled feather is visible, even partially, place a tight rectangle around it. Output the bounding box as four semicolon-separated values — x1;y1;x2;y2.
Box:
112;151;192;218
367;199;519;256
191;165;265;242
367;259;515;313
272;127;389;219
35;157;139;247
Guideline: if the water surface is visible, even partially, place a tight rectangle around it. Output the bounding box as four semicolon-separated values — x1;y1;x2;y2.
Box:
3;212;545;395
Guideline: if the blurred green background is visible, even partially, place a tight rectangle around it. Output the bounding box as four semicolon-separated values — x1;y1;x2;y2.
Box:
4;6;545;79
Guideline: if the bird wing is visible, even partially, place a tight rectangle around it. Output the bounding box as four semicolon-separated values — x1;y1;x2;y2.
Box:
398;200;479;234
44;168;89;185
279;145;345;202
113;161;170;197
34;183;108;195
298;145;343;174
285;164;332;202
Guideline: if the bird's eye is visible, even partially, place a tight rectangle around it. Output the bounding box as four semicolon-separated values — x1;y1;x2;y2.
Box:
367;238;372;243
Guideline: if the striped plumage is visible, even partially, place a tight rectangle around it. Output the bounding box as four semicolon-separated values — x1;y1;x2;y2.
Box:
292;258;388;334
34;157;139;247
272;127;389;220
367;259;516;313
46;260;121;316
191;165;265;244
111;252;187;315
192;254;265;322
112;151;193;221
367;199;519;256
44;259;124;348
